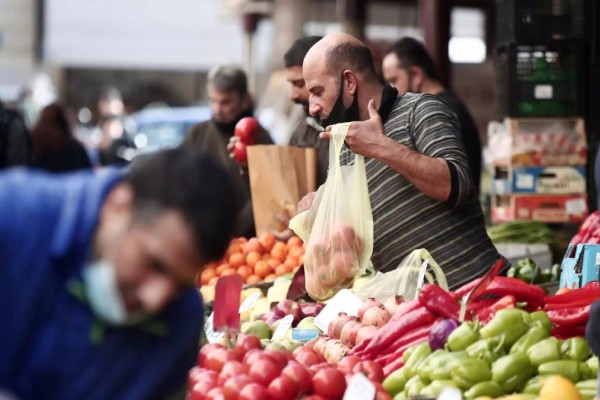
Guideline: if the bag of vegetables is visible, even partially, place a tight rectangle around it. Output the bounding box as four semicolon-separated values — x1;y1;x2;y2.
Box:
289;123;373;301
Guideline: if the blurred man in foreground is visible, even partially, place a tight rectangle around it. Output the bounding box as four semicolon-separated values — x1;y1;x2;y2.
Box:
0;147;237;399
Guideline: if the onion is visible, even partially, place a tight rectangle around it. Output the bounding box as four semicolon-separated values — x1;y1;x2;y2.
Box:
428;318;460;351
358;297;383;320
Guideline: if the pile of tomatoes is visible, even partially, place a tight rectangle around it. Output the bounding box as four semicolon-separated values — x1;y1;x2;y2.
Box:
189;334;390;400
198;233;305;286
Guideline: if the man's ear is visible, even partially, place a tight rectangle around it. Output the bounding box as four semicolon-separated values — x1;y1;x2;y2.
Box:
409;66;425;90
342;69;358;96
242;93;253;110
104;182;134;214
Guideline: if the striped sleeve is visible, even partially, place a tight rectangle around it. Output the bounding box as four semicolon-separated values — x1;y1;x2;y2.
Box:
409;94;474;206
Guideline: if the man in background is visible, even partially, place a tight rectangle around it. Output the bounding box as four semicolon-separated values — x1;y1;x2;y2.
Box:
382;37;482;193
184;64;272;237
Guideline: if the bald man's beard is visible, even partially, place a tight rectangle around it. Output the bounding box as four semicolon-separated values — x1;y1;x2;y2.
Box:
320;76;360;127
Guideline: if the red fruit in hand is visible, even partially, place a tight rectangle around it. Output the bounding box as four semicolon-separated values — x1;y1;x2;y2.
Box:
234;117;260;145
232;141;247;164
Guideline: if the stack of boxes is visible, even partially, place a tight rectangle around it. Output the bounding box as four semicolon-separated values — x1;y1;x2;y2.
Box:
489;0;588;225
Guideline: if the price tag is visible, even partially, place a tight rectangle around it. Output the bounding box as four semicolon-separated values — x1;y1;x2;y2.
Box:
314;289;363;333
534;84;554;99
343;373;376;400
204;313;224;343
566;198;587;215
515;173;534;189
239;292;261;313
271;314;294;341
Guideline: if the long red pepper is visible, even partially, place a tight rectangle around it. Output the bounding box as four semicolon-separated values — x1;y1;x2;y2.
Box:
418;284;460;320
544;298;598;311
476;295;516;324
383;358;405;377
478;277;545;311
547;304;591;326
361;308;436;359
551;324;587;339
545;287;600;305
383;336;430;367
371;321;436;361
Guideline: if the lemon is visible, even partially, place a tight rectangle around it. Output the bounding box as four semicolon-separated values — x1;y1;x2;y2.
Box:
539;375;582;400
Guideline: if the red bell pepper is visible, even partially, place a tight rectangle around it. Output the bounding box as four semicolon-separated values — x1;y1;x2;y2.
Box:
547;304;591;326
551;324;587;339
418;284;460;320
476;295;516;324
477;277;545;311
361;307;436;359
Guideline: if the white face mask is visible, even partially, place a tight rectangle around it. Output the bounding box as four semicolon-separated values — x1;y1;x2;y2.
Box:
82;259;148;325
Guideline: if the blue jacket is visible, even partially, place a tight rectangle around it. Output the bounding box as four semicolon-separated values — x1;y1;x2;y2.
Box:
0;168;202;400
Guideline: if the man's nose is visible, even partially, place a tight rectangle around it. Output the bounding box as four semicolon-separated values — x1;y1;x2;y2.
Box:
137;278;177;315
309;102;321;118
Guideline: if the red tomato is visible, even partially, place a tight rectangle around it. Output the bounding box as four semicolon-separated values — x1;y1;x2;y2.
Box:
205;386;227;400
337;355;361;375
188;367;217;392
205;348;240;374
222;375;253;399
263;349;290;369
239;383;268;400
312;368;346;400
303;396;328;400
309;362;337;374
218;361;246;386
234;334;261;358
282;362;312;394
352;361;384;382
198;343;224;368
267;375;299;400
234;117;260;145
190;379;218;400
247;356;280;386
242;349;266;370
293;347;324;367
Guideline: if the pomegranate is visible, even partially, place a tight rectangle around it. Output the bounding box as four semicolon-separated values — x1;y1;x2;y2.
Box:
312;335;328;356
383;295;404;315
347;322;364;347
358;297;383;320
355;325;378;346
327;312;354;339
323;339;349;363
361;305;391;327
339;318;361;346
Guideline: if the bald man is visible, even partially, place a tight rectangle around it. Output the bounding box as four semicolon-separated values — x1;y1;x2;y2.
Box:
299;33;502;289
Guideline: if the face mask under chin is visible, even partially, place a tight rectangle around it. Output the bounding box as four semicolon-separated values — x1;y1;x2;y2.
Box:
321;75;360;128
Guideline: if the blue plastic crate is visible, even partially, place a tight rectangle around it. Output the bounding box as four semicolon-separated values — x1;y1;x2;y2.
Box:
560;244;600;289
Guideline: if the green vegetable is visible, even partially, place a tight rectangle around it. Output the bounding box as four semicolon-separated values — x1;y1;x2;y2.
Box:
538;360;581;382
510;325;550;354
420;380;459;398
450;358;491;390
480;309;530;350
580;362;594;380
491;353;535;393
526;337;561;367
487;221;559;249
392;393;406;400
426;351;469;381
417;350;445;384
560;337;591;362
518;262;536;283
576;379;598;400
402;344;416;363
382;367;408;396
551;263;561;281
530;310;552;331
523;376;541;394
586;356;598;376
403;375;425;397
403;342;431;378
446;322;480;351
466;338;505;366
463;381;504;400
507;266;517;278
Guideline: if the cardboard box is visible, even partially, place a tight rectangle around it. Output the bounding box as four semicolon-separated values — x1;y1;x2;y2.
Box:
560;244;600;289
487;118;587;167
491;194;588;223
492;166;586;195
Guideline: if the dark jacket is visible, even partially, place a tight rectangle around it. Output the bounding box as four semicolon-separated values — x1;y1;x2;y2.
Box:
289;116;328;187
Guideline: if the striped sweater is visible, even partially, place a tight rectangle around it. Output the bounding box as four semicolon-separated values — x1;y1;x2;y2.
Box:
340;92;501;290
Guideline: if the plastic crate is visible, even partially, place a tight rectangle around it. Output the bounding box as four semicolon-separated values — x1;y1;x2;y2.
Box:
496;42;585;118
496;0;585;46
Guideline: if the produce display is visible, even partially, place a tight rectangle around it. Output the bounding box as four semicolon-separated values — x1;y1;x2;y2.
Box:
506;258;560;284
487;221;559;249
571;211;600;245
197;234;305;286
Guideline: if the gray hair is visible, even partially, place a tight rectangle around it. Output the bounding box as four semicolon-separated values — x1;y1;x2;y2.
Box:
207;64;248;95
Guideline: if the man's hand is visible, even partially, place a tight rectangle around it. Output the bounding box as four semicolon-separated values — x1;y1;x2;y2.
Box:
319;99;390;158
227;136;248;169
298;191;316;213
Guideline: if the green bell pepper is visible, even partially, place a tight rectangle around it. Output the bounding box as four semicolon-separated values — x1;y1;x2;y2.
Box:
587;356;599;376
382;367;409;396
507;266;517;278
560;337;591;362
538;360;581;382
466;338;506;366
530;310;552;331
576;379;598;400
420;380;459;398
491;352;535;393
426;351;469;382
518;263;536;282
447;321;480;351
480;309;530;350
450;358;491;390
392;393;406;400
403;375;425;397
417;350;445;384
402;344;416;363
522;376;541;395
526;337;561;367
510;325;550;354
403;342;431;378
463;381;504;400
580;362;594;380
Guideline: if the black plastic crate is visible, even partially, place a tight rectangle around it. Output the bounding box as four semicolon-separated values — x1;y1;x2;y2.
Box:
497;42;586;118
496;0;585;47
